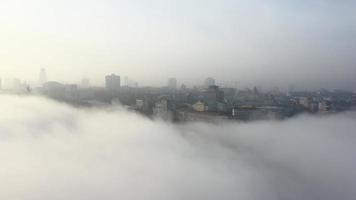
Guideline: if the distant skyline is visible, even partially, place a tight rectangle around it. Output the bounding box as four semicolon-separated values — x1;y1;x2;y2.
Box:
1;0;355;90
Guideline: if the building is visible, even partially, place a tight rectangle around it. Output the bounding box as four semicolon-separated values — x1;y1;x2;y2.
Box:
176;110;227;122
220;87;236;102
80;78;90;88
352;92;356;106
39;68;47;86
105;74;121;90
43;81;66;99
204;77;215;88
168;78;177;90
288;84;295;93
65;84;78;101
124;76;138;88
298;97;310;109
153;97;169;119
203;85;226;112
12;78;21;91
124;76;129;86
136;99;144;110
204;85;224;102
318;101;329;112
192;101;206;112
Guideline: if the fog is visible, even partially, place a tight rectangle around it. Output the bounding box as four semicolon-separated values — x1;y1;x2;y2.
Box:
1;0;356;89
0;95;356;200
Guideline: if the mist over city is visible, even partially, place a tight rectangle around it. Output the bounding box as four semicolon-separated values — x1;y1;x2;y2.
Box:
1;0;356;200
1;95;356;200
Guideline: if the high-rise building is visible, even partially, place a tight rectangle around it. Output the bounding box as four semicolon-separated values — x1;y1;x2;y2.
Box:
12;78;21;91
289;84;295;93
124;76;138;88
105;74;121;90
204;85;224;102
124;76;129;86
168;78;177;90
352;92;356;106
80;78;90;88
204;77;215;88
39;68;47;86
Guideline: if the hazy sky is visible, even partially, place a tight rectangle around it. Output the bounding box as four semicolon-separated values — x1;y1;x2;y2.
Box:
0;0;355;89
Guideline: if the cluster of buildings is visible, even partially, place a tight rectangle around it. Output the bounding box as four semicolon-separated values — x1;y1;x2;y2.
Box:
1;69;356;122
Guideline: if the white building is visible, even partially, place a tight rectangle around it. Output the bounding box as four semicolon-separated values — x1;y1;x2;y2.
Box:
204;77;215;88
192;101;206;112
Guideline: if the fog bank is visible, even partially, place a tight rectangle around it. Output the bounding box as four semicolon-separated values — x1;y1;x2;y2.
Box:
0;95;355;200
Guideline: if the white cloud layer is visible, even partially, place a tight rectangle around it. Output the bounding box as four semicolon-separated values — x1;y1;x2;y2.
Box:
0;95;356;200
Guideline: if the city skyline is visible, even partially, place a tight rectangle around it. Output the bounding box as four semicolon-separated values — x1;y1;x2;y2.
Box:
1;0;355;90
1;1;356;199
0;67;355;92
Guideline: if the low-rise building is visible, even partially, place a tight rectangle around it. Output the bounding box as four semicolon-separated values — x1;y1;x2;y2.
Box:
192;101;206;112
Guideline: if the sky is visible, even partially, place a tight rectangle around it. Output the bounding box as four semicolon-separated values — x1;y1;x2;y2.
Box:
0;0;355;89
1;94;356;199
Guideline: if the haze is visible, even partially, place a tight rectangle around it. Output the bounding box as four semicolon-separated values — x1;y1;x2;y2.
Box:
1;0;355;89
1;95;356;199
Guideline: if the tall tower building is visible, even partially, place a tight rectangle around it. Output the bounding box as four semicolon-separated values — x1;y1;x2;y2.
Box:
39;68;47;86
80;78;90;88
204;77;215;88
105;74;121;90
168;78;177;90
124;76;129;86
